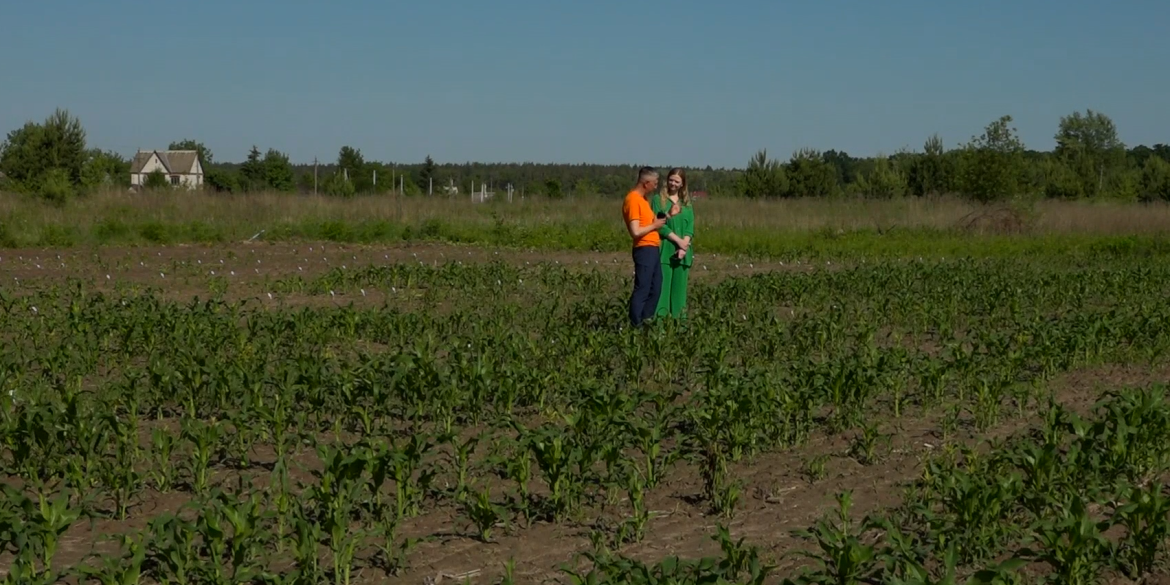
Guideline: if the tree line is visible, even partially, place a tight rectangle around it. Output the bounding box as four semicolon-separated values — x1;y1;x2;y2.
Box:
2;108;1169;203
737;114;1170;202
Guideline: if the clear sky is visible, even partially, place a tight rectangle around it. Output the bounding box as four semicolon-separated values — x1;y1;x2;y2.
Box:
2;0;1166;168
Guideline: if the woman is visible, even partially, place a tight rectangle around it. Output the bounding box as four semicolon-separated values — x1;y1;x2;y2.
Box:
650;168;694;320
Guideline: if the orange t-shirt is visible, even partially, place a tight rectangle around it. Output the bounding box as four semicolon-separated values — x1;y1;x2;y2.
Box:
622;190;660;248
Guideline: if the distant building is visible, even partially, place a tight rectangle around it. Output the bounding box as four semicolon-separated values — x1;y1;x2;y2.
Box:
129;150;204;190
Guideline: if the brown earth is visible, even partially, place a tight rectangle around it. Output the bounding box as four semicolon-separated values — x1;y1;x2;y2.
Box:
0;241;814;294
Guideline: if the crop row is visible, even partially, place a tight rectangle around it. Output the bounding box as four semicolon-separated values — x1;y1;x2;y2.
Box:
1;257;1169;583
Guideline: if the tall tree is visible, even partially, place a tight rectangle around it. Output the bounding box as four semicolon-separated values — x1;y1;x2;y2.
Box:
0;122;47;191
39;108;88;186
337;146;364;176
907;134;951;196
417;155;436;193
0;108;87;197
239;146;265;191
263;148;295;192
1139;156;1170;202
955;115;1027;203
81;149;130;190
168;139;214;165
336;146;375;192
854;153;907;199
545;178;562;198
785;148;839;198
820;149;857;186
1053;109;1126;198
738;149;787;197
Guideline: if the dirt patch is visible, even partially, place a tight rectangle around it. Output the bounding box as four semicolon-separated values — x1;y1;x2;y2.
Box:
0;242;816;307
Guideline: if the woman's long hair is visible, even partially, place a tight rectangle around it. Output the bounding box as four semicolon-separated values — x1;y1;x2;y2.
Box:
658;167;690;210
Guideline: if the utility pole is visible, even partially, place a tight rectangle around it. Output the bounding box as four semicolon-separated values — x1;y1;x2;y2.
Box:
373;169;377;188
428;176;432;196
313;157;318;195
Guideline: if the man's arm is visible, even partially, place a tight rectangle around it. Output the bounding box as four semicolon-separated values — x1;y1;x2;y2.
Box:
627;217;664;239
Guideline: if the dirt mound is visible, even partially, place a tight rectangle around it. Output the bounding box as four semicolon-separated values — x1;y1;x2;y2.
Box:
954;203;1034;235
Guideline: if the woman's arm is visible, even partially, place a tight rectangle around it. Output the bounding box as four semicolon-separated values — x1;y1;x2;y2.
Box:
653;197;687;248
677;206;694;254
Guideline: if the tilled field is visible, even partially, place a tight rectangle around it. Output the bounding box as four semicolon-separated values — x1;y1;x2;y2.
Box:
3;241;1170;584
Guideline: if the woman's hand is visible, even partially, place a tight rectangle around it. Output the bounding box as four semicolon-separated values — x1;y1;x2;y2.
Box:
676;248;685;260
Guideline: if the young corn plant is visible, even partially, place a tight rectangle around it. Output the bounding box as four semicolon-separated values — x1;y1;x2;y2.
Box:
179;416;223;496
1111;480;1170;580
439;430;482;502
149;427;175;493
461;484;506;543
785;491;881;585
628;394;679;491
848;421;892;466
515;422;587;523
0;484;81;582
489;437;533;526
1020;496;1114;585
76;532;147;585
98;412;145;520
306;441;369;585
612;463;651;546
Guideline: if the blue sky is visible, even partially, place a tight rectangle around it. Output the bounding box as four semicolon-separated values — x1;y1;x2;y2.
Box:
2;0;1166;168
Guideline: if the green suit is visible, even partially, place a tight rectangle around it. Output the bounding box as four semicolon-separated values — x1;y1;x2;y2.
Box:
650;194;694;320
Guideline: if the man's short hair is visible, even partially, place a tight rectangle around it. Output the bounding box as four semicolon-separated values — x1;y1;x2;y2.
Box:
637;166;658;183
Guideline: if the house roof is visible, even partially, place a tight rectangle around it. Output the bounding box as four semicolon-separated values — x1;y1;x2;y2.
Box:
129;150;202;174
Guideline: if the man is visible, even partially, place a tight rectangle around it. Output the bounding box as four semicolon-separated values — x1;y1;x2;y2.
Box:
622;166;668;326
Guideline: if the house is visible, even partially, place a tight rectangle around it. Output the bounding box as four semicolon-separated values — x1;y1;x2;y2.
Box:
129;150;204;190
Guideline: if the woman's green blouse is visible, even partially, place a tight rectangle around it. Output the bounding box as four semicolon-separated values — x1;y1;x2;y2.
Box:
650;194;694;266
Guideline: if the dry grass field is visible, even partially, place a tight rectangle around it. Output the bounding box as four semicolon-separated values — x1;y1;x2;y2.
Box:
4;189;1170;253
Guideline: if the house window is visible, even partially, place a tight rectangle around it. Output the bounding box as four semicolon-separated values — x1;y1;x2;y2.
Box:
170;175;180;186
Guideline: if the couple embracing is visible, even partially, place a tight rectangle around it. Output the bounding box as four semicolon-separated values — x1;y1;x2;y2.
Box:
621;166;695;327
